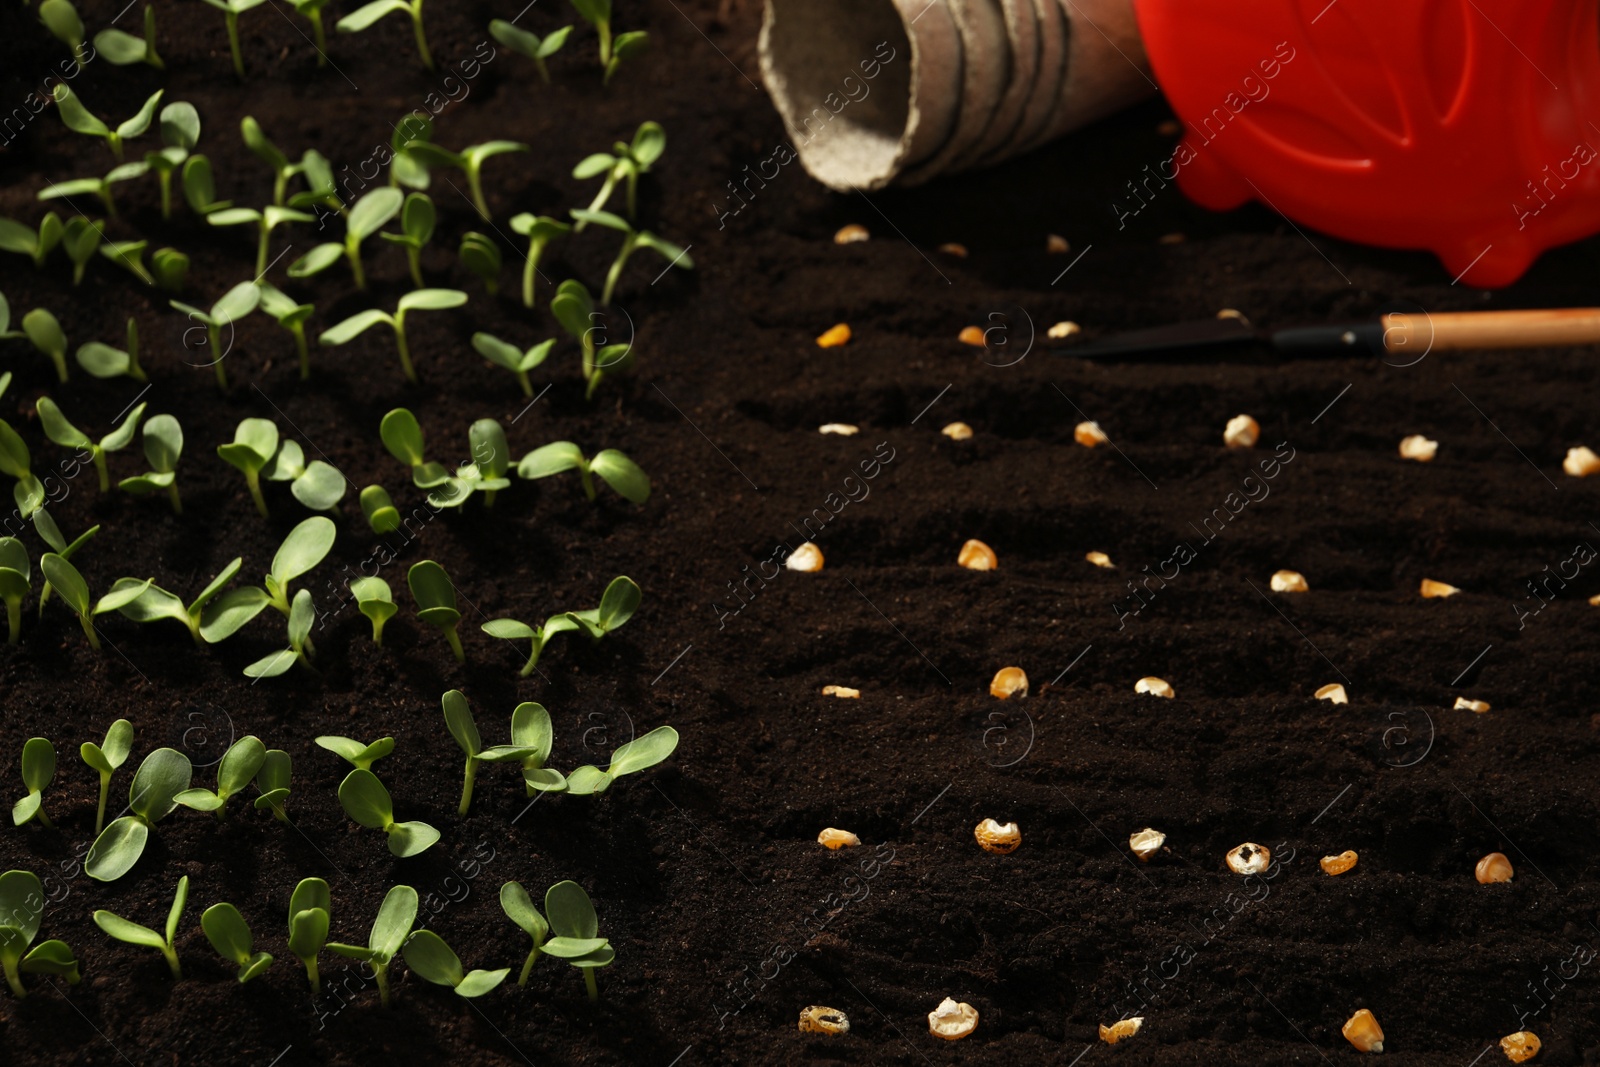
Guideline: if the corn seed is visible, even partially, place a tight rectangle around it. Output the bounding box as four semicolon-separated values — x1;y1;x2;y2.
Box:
1399;435;1438;462
1048;321;1081;340
786;542;824;572
974;818;1020;854
1476;852;1513;883
1563;446;1600;477
928;998;979;1040
1047;234;1070;254
799;1005;850;1033
1216;308;1250;326
990;667;1028;699
1321;850;1358;875
938;243;968;258
1224;414;1260;449
816;323;851;348
817;828;860;849
1342;1009;1384;1053
1271;569;1309;592
1135;676;1174;699
1453;697;1490;714
1500;1031;1540;1063
1086;551;1113;569
959;539;997;570
1129;828;1165;861
833;224;869;244
1075;420;1109;447
958;325;986;346
819;423;858;436
1315;683;1348;704
1226;842;1270;875
822;685;860;699
1420;578;1460;598
1100;1017;1144;1044
941;422;973;441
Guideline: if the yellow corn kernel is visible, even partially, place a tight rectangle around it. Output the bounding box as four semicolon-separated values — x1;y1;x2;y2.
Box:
1223;414;1260;449
1342;1008;1384;1053
1047;234;1070;254
1476;852;1514;883
959;539;998;571
1399;435;1438;462
928;997;979;1040
1563;446;1600;477
1321;850;1358;876
938;242;968;258
1453;697;1491;714
958;325;986;346
817;828;860;849
941;422;973;441
818;423;858;436
785;542;824;572
1075;420;1109;447
1048;321;1081;340
1216;308;1250;326
1226;842;1270;875
1085;551;1113;569
1129;828;1165;862
1315;683;1348;704
974;818;1020;854
816;323;851;348
1500;1031;1540;1063
821;685;859;699
1420;578;1460;598
1270;569;1309;593
1135;676;1174;699
799;1005;850;1033
990;667;1028;699
833;224;869;245
1100;1017;1143;1044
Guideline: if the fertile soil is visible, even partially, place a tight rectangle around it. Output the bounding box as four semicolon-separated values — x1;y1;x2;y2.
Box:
3;1;1600;1065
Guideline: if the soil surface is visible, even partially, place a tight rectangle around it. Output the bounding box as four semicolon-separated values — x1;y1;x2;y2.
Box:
3;1;1600;1065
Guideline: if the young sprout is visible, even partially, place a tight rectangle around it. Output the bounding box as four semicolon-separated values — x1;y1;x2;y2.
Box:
288;877;330;993
93;875;187;978
326;886;415;1007
402;929;509;997
217;418;280;517
564;725;678;796
240;118;303;207
567;575;641;640
360;485;401;533
569;0;649;84
453;419;511;507
38;165;142;222
253;748;291;821
0;418;44;516
337;768;439;856
287;150;341;213
378;407;456;495
201;903;273;982
157;248;191;292
113;556;242;643
39;554;150;651
509;214;570;307
142;103;198;219
551;279;632;397
490;20;572;82
175;735;265;817
408;560;464;662
402;140;529;220
266;439;348;511
0;538;28;645
573;122;664;223
86;747;193;882
39;0;89;70
182;155;232;216
117;412;182;510
499;881;549;985
201;0;269;78
388;115;435;189
458;232;501;295
320;289;467;384
0;870;80;996
80;718;133;836
11;738;56;828
197;516;335;642
209;205;315;277
478;702;567;795
99;240;154;286
242;588;316;678
441;689;484;816
350;578;396;644
51;85;163;161
171;281;261;390
543;880;613;1001
380;193;435;288
36;396;147;492
0;212;63;267
33;510;98;611
290;187;403;290
94;3;164;68
289;0;331;60
57;216;104;284
77;318;148;382
518;441;650;503
315;735;394;771
338;0;435;70
472;333;553;398
570;209;692;306
256;284;316;380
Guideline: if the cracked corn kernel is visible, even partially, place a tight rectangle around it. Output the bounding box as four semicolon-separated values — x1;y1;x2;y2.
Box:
1086;551;1113;569
958;325;986;346
1047;234;1070;254
990;667;1028;699
1420;578;1460;598
819;423;858;436
1048;321;1081;340
1223;414;1260;449
833;224;869;245
785;542;824;572
974;819;1021;854
1399;435;1438;462
817;828;860;849
928;997;979;1040
1075;420;1109;447
1500;1031;1540;1062
1100;1017;1143;1044
1315;683;1348;704
938;242;968;258
822;685;860;699
1321;850;1358;875
799;1005;850;1034
1342;1009;1384;1053
1270;569;1309;593
1226;842;1270;875
1476;852;1514;883
1453;697;1491;714
941;422;973;441
1129;828;1165;862
1135;676;1174;699
816;323;851;348
1563;446;1600;477
959;539;998;571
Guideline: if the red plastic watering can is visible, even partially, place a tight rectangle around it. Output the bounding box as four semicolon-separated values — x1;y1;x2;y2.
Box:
1133;0;1600;287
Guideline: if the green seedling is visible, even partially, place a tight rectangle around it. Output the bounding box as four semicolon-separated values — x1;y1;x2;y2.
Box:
472;333;553;398
243;588;316;678
478;702;567;795
573;121;663;225
315;734;393;771
80;718;133;835
567;574;642;640
490;19;571;82
94;3;164;68
86;747;192;882
240;117;304;207
0;212;63;267
217;417;279;517
152;247;189;291
289;0;331;60
144;103;200;219
40;554;150;651
543;880;613;1000
518;440;650;503
360;485;401;534
209;205;315;277
380;407;450;490
349;578;396;644
338;0;435;69
380;193;435;288
0;420;44;518
458;232;500;295
171;281;261;390
441;689;484;815
182;155;232;216
202;0;268;77
337;768;439;857
33;510;98;612
388;115;435;190
0;870;80;996
60;216;104;283
0;537;28;645
113;557;243;645
93;875;187;979
327;884;413;1006
0;296;15;341
480;613;576;678
452;419;511;507
175;735;265;817
286;150;340;213
565;725;679;796
201;903;273;982
119;413;183;512
571;208;692;306
254;748;291;820
292;185;405;287
319;289;467;383
77;318;147;381
266;439;347;512
11;739;55;828
408;560;464;662
288;876;330;993
52;84;162;161
499;881;549;984
402;139;529;221
199;517;335;643
39;166;145;222
36;396;147;493
257;284;316;380
402;929;509;997
38;0;89;71
569;0;649;84
550;279;632;397
509;214;570;308
99;240;154;285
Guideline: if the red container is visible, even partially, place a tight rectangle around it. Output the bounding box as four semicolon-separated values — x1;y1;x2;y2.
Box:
1133;0;1600;286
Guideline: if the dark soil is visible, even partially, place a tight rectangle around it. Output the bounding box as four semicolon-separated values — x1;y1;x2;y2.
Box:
3;1;1600;1064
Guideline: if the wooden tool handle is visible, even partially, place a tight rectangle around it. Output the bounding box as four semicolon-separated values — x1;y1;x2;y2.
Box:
1379;308;1600;352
